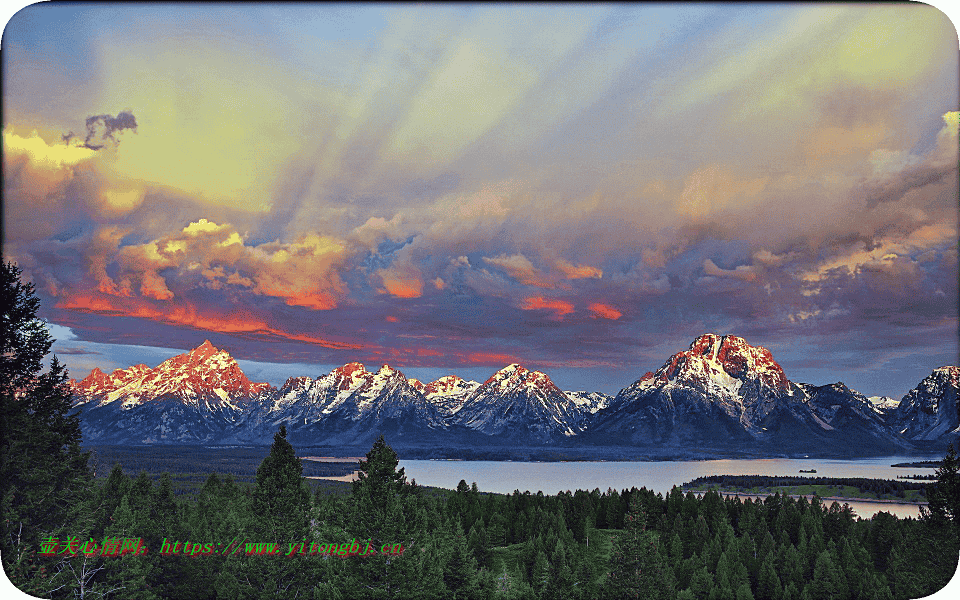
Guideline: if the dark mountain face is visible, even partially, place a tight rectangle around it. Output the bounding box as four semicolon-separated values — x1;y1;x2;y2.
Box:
892;367;960;441
70;340;273;444
587;334;912;455
69;337;953;455
450;364;593;442
261;363;447;447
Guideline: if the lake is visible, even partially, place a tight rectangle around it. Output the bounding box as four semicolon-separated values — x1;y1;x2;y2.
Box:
398;456;939;519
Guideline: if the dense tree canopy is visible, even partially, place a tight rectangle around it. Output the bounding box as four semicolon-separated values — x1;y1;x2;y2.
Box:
1;261;93;596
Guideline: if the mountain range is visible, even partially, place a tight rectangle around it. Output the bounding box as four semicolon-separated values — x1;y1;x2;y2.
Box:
69;335;960;457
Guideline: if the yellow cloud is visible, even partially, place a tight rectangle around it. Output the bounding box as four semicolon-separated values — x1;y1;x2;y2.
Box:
555;259;602;280
677;165;768;219
182;219;228;236
91;31;340;210
3;129;97;167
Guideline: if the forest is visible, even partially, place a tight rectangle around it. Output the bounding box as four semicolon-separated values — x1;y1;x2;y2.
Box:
5;429;960;599
682;475;930;501
2;260;960;599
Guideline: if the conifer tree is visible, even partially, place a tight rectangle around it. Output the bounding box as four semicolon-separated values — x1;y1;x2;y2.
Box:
756;552;783;600
0;261;93;595
606;490;673;599
442;516;480;599
926;443;960;528
254;425;310;541
808;549;844;600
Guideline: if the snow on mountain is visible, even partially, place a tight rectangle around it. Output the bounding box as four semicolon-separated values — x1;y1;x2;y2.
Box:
452;364;590;439
868;396;900;411
253;362;446;445
589;333;910;453
564;391;612;414
72;340;271;410
613;334;790;435
421;375;480;415
893;366;960;441
68;334;943;452
72;341;274;443
70;364;152;405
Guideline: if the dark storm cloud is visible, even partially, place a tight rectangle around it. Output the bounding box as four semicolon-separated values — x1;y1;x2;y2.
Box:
63;110;138;150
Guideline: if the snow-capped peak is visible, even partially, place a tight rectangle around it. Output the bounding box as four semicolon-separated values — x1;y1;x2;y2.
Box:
71;341;271;409
639;333;788;395
868;396;900;411
454;364;588;438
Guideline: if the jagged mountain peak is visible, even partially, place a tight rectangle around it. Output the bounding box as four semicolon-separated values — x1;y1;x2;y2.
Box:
893;366;960;441
638;333;788;395
455;363;586;438
482;363;561;394
72;342;270;410
424;375;468;395
931;366;960;384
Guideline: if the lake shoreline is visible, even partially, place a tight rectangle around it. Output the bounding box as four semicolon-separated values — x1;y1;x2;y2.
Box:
681;489;929;507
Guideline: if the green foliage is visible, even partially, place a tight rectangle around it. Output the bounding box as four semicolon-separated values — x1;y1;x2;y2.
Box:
926;443;960;528
606;490;674;599
0;261;94;596
254;425;311;541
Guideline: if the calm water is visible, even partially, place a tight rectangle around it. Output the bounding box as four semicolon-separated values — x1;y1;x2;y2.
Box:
398;456;938;519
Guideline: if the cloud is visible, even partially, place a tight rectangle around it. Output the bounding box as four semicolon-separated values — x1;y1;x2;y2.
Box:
858;111;959;207
588;303;622;320
703;259;759;282
556;259;602;280
5;128;97;167
377;264;424;299
521;296;575;320
55;293;360;350
482;254;554;288
63;111;138;150
182;218;228;236
3;5;956;390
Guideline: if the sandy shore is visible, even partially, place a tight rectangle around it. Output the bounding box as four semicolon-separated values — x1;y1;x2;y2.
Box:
300;456;364;463
307;471;361;482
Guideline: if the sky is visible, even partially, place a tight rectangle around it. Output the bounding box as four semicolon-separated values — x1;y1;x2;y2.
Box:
2;3;958;398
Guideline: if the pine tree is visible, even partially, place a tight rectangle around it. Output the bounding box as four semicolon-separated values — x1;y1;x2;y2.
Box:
237;425;312;598
101;495;159;600
688;565;714;598
606;491;673;599
442;516;480;599
925;443;960;528
350;434;409;543
808;549;844;600
756;552;783;600
0;261;93;596
254;425;311;541
530;550;550;596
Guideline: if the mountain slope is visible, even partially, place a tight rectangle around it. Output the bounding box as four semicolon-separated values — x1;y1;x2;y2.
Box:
588;334;910;455
452;364;591;441
892;366;960;441
251;362;446;446
72;341;273;443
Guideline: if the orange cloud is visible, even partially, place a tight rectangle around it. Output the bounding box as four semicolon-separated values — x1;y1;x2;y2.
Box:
378;274;423;298
588;302;622;320
521;296;575;320
465;351;521;365
56;293;360;350
377;261;424;299
556;259;602;279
